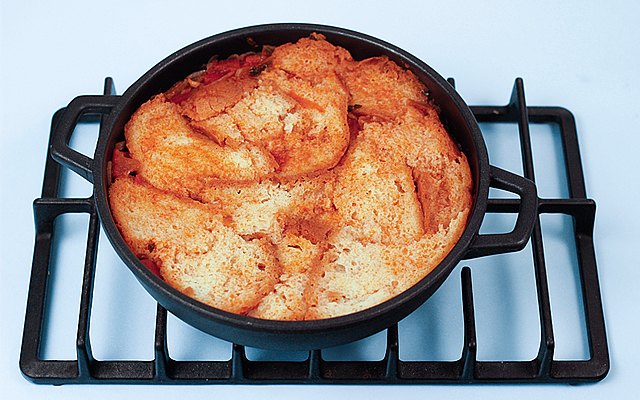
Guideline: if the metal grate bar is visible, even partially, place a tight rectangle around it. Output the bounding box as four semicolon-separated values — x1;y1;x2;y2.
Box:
509;79;556;377
308;349;322;381
460;267;477;381
75;209;100;380
153;304;169;382
384;324;399;381
231;344;246;381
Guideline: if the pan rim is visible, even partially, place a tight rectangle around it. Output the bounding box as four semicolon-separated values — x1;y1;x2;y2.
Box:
92;22;490;343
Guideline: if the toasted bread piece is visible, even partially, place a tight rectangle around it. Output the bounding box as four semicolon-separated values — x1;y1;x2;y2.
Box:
304;239;394;319
180;73;259;122
332;133;425;245
269;33;353;83
341;56;433;120
124;96;276;197
249;233;323;320
306;209;470;319
198;180;294;241
354;106;473;235
108;177;279;314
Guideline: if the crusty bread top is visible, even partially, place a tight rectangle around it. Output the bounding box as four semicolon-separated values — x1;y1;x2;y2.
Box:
109;34;473;320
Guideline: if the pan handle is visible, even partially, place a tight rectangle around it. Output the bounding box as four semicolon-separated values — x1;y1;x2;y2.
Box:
464;166;538;259
50;95;120;183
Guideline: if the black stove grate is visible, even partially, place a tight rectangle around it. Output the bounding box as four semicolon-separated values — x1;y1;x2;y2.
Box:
20;78;609;384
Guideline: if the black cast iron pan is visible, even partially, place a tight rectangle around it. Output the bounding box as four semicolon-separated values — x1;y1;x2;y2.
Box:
49;23;537;350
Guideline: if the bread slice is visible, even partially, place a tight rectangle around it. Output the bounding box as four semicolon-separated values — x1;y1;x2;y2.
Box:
248;233;324;320
353;106;473;235
108;176;279;314
180;73;259;122
340;56;431;120
331;133;425;246
269;33;353;83
124;96;276;197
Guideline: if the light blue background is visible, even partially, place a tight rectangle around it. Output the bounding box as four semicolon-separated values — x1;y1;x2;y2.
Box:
1;1;638;398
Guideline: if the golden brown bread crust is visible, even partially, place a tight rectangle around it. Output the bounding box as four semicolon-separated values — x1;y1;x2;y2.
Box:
341;56;430;119
109;34;473;320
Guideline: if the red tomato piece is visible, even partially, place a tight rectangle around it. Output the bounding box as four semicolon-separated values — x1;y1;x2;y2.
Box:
112;148;140;179
140;258;161;278
203;58;242;84
242;53;265;67
168;89;193;104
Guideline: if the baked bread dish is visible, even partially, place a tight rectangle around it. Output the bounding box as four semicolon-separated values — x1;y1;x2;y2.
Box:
108;34;473;320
